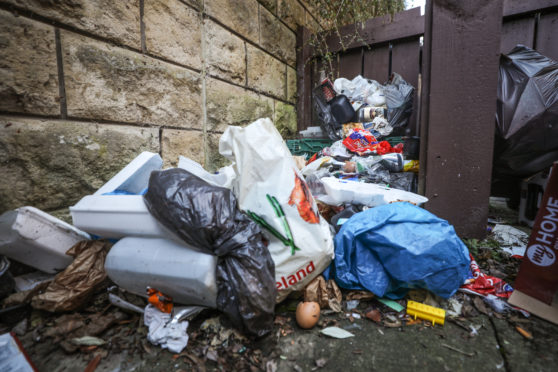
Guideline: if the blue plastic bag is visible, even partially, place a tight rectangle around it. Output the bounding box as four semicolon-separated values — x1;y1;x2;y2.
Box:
325;202;470;299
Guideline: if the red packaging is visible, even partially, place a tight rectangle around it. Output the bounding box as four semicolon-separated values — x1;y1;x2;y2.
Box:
461;254;514;298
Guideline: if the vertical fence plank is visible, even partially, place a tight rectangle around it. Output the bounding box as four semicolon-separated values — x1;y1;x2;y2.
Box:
363;44;390;83
421;0;503;239
337;48;363;80
536;11;558;61
296;26;312;131
501;17;536;54
391;38;421;135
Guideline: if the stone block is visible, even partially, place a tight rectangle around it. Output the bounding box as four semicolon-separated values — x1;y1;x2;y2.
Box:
61;31;203;128
0;116;159;213
0;10;59;115
287;66;297;103
205;20;246;84
206;78;273;132
144;0;202;69
161;128;204;167
247;45;286;99
4;0;141;49
305;9;321;33
258;0;277;14
204;0;259;44
260;5;296;66
278;0;305;31
274;101;297;138
205;133;231;172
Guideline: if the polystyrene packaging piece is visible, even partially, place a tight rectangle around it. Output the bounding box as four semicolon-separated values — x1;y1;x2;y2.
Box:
0;207;90;274
94;151;163;195
319;177;428;207
70;195;178;239
104;237;218;308
70;151;170;239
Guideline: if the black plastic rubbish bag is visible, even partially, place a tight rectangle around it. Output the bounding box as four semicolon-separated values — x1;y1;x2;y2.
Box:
494;45;558;178
384;73;415;135
143;169;276;337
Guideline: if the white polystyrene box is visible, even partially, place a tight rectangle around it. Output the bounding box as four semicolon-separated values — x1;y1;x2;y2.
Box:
104;237;217;307
94;151;163;195
0;207;91;273
70;195;180;240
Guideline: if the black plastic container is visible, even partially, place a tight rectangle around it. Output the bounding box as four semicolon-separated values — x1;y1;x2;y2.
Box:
403;136;420;160
329;94;356;124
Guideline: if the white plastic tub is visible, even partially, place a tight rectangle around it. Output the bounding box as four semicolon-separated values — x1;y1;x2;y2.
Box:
0;207;90;273
105;237;218;307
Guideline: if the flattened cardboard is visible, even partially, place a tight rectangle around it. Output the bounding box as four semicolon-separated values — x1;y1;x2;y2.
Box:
508;290;558;325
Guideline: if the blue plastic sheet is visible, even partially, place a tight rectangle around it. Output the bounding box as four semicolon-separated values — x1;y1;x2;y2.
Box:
325;202;470;299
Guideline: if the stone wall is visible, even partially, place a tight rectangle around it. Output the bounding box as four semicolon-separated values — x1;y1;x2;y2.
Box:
0;0;322;215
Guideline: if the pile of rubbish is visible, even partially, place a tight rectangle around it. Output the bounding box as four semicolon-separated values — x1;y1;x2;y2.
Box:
0;70;553;369
312;73;414;140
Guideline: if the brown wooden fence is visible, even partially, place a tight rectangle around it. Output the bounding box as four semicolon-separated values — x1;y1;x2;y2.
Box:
296;0;558;238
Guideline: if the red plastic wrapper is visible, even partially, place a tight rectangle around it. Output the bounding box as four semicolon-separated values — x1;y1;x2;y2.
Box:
461;254;514;298
342;128;403;156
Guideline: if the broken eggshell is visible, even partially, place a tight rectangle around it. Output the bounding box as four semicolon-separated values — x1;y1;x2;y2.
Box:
296;301;321;329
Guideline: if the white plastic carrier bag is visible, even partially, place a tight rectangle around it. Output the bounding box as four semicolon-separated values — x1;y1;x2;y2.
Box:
220;118;334;301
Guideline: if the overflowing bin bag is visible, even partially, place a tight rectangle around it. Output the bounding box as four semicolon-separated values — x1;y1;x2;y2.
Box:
494;45;558;178
326;202;470;299
220;118;335;302
144;169;276;337
384;73;415;135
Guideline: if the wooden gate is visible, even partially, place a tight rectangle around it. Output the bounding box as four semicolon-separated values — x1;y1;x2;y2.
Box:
296;0;558;238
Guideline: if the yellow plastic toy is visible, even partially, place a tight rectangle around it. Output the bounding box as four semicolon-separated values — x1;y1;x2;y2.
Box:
406;300;446;326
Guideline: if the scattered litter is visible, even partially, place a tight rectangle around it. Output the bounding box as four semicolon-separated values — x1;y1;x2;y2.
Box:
71;336;106;346
320;327;354;339
345;300;359;311
407;301;445;326
441;343;474;357
345;291;375;301
13;271;54;292
365;309;381;323
377;298;404;313
31;240;112;312
296;302;320;329
483;294;511;314
312;358;327;370
515;326;533;340
303;276;342;313
0;332;38;371
144;304;189;354
461;254;513;298
491;224;528;257
446;298;463;317
108;293;144;314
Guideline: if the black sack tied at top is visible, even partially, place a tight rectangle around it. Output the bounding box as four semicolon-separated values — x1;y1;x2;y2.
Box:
143;168;276;337
494;45;558;178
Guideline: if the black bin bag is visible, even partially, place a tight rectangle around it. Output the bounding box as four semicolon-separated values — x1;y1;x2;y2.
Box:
495;45;558;178
144;168;276;337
